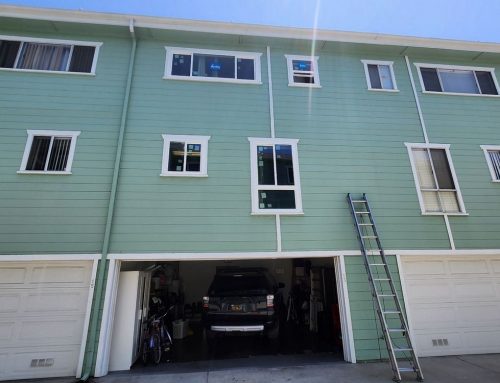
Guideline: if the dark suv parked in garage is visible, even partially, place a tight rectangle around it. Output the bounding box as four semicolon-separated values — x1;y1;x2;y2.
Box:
202;267;284;339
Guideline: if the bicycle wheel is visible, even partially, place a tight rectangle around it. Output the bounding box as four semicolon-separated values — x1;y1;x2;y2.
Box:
152;334;162;364
142;339;149;366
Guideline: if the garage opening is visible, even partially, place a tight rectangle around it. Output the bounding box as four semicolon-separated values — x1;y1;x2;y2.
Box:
108;258;344;372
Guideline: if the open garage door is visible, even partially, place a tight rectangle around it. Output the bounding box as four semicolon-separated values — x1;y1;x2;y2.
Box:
0;261;93;381
401;256;500;357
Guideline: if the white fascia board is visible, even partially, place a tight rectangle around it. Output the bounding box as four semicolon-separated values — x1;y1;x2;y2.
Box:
2;5;500;54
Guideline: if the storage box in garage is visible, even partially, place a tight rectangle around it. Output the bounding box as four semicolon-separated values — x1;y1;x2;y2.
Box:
173;319;189;339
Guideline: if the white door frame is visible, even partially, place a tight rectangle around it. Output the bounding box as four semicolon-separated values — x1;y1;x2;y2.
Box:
95;253;356;377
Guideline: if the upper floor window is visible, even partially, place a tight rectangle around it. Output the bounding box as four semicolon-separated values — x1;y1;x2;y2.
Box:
415;63;499;96
285;55;320;87
248;138;303;215
406;143;466;215
161;135;210;177
480;145;500;182
164;47;262;84
361;60;398;91
0;35;101;75
18;130;80;174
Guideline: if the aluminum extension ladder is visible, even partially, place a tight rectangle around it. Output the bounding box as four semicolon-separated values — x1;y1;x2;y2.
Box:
347;193;424;382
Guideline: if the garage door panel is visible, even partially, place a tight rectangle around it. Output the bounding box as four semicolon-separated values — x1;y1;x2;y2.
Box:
24;291;88;313
0;268;27;285
31;265;91;286
402;256;500;357
18;319;83;346
0;322;15;341
0;294;21;314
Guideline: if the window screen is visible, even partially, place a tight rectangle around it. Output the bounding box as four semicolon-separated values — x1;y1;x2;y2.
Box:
25;135;72;172
17;43;71;71
487;150;500;180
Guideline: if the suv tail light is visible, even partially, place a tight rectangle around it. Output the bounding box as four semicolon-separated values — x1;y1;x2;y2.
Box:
266;294;274;308
203;296;209;309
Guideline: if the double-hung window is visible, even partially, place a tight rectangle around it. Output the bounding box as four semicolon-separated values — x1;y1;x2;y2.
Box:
480;145;500;182
406;143;465;214
249;138;302;214
361;60;398;91
164;47;262;84
0;36;101;74
415;63;499;96
285;55;320;87
161;135;210;177
19;130;80;174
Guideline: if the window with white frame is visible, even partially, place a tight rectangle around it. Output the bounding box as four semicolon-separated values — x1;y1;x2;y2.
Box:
285;55;320;87
19;130;80;174
0;36;101;74
361;60;398;91
164;47;262;84
406;143;465;214
248;138;302;214
415;63;499;96
161;135;210;177
480;145;500;182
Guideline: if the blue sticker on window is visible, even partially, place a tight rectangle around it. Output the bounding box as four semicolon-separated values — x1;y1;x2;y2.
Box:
210;62;221;71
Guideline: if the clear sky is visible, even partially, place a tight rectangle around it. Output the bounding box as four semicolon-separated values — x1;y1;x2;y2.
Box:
2;0;500;43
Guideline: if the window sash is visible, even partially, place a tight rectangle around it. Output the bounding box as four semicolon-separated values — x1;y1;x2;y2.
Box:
488;150;500;180
161;135;210;177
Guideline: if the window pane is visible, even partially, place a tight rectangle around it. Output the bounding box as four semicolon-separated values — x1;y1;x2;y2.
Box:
367;64;382;89
257;146;275;185
412;148;436;189
69;46;95;73
476;71;498;95
237;58;254;80
439;69;479;94
185;143;201;172
47;137;71;171
422;191;441;212
172;54;191;76
420;68;442;92
439;191;460;213
192;54;235;78
275;145;294;185
17;43;71;71
378;65;394;89
292;60;312;72
488;150;500;180
258;190;296;209
168;141;185;172
430;149;455;189
26;136;51;171
293;75;314;84
0;40;20;68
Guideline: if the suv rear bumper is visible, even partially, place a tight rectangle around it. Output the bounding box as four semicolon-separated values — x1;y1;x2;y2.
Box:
211;325;264;332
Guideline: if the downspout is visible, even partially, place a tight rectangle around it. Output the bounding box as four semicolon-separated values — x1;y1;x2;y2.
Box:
80;18;137;381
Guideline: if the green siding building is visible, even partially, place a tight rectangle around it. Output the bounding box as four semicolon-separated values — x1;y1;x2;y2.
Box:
0;5;499;381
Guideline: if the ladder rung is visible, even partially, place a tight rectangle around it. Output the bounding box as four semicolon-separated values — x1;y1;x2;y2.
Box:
373;278;390;281
393;347;412;352
359;223;374;226
369;263;386;266
388;328;405;332
351;200;367;203
361;235;378;239
382;310;401;314
378;294;396;297
398;367;415;372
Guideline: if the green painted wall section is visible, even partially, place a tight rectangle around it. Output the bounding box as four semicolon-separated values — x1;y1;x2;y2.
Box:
0;20;131;254
345;255;407;361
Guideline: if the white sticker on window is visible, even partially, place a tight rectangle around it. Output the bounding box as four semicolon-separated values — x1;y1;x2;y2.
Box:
261;192;266;198
259;203;265;208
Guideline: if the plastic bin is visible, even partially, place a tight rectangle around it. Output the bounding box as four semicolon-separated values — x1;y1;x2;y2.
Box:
172;319;188;339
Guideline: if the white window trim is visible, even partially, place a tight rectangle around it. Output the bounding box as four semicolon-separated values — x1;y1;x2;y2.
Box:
18;130;80;174
163;47;262;84
480;145;500;182
0;34;102;76
405;142;467;216
414;62;500;97
161;134;210;177
248;137;303;215
285;54;321;88
361;59;399;92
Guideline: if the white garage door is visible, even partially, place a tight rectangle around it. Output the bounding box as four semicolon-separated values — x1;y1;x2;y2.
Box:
0;261;92;381
402;256;500;357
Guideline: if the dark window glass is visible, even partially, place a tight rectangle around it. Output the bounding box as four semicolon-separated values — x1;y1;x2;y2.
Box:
257;145;275;185
192;54;234;78
0;40;20;68
421;67;442;92
367;64;382;89
292;60;312;72
293;75;314;84
69;46;95;73
476;71;498;95
488;151;500;180
209;274;271;296
47;137;71;171
26;136;51;171
259;190;296;209
237;58;254;80
275;145;294;185
430;149;455;189
172;54;191;76
185;143;201;172
168;141;185;172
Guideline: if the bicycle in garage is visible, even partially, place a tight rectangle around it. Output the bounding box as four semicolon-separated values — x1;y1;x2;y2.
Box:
142;305;175;365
